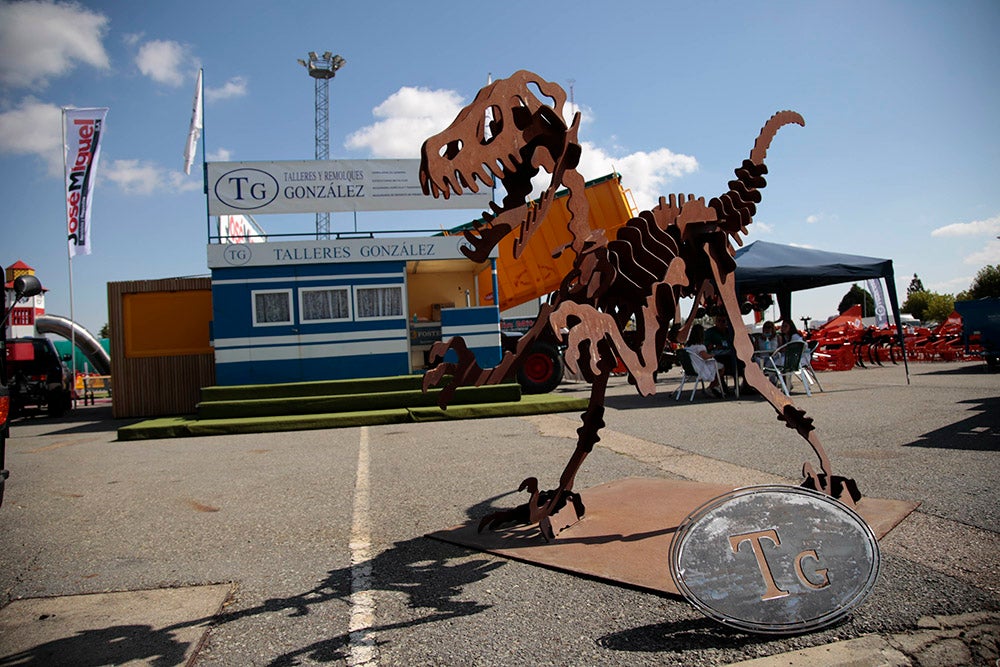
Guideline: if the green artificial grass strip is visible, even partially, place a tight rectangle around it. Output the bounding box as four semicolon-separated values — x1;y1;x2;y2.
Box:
200;374;431;402
407;395;588;422
197;384;521;420
117;394;588;441
117;417;197;441
118;408;412;441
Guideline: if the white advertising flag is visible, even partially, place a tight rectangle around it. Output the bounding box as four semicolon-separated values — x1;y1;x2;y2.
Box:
183;69;203;175
64;107;109;258
866;278;888;328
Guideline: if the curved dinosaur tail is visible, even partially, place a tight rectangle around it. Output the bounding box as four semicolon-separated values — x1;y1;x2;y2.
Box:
709;110;804;241
750;110;805;165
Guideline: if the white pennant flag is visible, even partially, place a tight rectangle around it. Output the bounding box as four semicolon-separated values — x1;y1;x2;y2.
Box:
866;278;889;328
183;69;203;175
65;107;109;257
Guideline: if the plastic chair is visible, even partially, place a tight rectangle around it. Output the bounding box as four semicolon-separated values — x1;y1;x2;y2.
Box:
762;341;810;396
801;340;824;393
674;348;722;402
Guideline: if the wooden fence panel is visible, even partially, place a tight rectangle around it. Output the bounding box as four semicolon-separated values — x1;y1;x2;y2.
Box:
108;278;216;418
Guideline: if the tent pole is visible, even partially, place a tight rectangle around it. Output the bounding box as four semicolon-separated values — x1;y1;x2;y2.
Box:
884;269;910;384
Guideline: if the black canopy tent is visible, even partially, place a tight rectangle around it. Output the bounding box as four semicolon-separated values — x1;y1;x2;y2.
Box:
733;240;909;382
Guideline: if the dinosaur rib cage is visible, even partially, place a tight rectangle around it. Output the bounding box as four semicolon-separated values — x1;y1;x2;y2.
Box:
593;156;772;329
602;210;682;316
710;159;768;237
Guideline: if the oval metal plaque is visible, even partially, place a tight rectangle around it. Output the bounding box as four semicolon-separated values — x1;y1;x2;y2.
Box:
670;485;880;634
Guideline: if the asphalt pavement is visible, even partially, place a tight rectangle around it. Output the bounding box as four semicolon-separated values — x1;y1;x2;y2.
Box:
0;360;997;666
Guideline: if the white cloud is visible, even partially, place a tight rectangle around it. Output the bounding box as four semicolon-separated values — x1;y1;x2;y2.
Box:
345;86;466;158
931;275;975;294
0;97;64;174
346;85;698;208
964;238;1000;266
0;0;110;89
931;214;1000;238
208;147;232;162
103;159;160;194
206;77;248;102
168;170;203;193
806;214;820;224
103;158;199;194
575;141;698;209
0;98;202;190
564;102;595;129
135;39;191;87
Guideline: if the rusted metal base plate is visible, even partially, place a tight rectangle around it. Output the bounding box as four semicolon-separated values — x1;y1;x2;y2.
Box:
427;477;919;596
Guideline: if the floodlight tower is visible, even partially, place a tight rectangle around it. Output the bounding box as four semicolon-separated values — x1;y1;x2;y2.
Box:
298;51;346;239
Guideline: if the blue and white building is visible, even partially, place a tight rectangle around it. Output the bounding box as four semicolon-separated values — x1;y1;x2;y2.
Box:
206;236;501;385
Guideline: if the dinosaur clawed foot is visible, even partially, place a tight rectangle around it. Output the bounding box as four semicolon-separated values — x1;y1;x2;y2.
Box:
801;463;862;507
477;477;586;541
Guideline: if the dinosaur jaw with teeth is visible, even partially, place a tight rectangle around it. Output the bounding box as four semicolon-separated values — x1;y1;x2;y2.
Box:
420;135;569;263
418;70;573;263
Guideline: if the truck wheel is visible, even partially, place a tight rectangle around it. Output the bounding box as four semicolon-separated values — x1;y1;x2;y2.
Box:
48;390;70;417
517;342;564;394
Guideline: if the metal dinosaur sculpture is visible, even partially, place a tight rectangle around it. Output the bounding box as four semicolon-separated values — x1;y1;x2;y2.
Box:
419;70;859;540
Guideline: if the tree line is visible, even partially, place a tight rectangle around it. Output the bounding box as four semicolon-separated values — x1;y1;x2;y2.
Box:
837;265;1000;324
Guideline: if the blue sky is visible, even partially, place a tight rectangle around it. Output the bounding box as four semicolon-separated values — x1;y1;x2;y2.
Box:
2;0;998;336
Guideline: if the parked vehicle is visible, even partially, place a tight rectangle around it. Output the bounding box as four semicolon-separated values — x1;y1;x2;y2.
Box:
955;298;1000;372
453;174;636;394
1;274;43;506
6;337;73;417
500;317;565;394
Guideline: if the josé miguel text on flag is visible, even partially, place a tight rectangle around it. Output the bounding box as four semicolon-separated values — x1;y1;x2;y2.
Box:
64;107;109;258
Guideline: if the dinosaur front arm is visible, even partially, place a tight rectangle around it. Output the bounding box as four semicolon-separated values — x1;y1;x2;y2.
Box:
423;302;560;407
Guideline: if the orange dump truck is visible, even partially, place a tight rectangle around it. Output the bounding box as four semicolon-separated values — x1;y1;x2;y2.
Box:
448;173;637;391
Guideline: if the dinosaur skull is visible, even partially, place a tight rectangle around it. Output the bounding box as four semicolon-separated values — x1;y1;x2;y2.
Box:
419;70;581;262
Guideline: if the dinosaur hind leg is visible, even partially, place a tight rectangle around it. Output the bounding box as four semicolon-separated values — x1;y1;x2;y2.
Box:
477;365;611;540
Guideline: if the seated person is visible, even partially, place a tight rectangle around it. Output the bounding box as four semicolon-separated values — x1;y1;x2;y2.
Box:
705;313;745;388
779;319;805;346
705;314;734;353
772;319;807;368
685;323;726;398
757;320;778;354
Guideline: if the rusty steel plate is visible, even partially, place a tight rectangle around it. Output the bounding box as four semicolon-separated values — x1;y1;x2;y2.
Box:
669;485;880;635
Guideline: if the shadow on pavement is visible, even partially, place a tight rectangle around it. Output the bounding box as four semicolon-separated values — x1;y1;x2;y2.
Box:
0;462;549;665
597;616;766;653
904;396;1000;451
0;623;192;667
0;535;505;666
919;362;995;376
10;405;141;436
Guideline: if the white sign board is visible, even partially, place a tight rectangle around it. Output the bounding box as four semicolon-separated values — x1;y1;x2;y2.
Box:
207;236;495;269
207;159;492;216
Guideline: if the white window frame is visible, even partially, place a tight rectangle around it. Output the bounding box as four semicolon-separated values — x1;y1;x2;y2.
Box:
251;288;294;327
354;283;405;321
298;286;352;324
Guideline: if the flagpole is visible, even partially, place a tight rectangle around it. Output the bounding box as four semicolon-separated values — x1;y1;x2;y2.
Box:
61;108;78;407
199;69;211;243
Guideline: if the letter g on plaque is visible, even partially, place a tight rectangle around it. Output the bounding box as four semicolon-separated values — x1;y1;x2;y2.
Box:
670;485;879;634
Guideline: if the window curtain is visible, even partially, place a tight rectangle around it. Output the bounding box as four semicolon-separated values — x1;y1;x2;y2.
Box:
357;287;402;318
302;289;349;320
255;292;290;324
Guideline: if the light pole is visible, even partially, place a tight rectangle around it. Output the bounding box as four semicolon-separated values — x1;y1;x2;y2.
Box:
298;51;346;239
